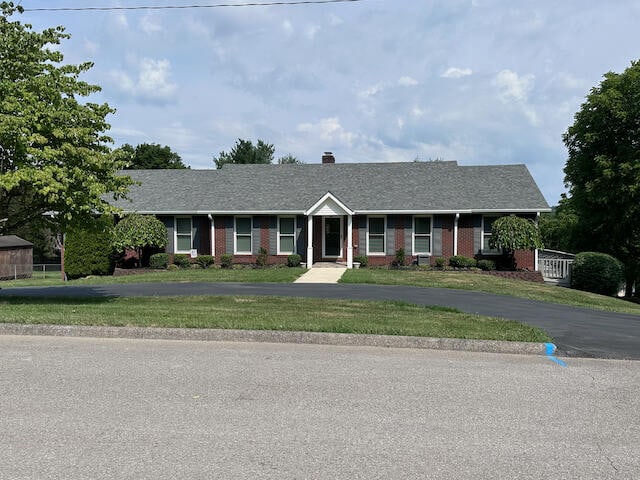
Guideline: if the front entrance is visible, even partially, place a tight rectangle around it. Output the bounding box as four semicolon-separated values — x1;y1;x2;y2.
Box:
323;217;343;258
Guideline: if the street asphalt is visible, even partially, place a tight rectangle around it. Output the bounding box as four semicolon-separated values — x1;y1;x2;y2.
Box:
1;336;638;480
1;282;639;359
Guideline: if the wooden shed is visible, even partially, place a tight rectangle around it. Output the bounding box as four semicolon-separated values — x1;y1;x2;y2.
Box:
0;235;33;280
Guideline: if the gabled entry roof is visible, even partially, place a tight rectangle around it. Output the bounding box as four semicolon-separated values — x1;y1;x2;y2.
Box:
305;192;354;216
112;161;550;214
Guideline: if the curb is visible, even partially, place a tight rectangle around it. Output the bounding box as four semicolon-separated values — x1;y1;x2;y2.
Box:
0;323;553;356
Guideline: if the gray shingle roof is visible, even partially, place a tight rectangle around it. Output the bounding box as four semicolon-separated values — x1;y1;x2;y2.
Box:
111;161;549;214
0;235;33;249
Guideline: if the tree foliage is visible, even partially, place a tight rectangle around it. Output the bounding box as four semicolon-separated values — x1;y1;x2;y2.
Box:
0;3;131;235
277;154;304;165
64;215;115;279
538;197;581;253
119;143;188;169
112;214;167;262
563;60;640;295
489;215;544;252
213;139;275;169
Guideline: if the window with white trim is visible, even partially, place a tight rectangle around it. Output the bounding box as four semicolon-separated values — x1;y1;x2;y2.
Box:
482;216;501;254
235;217;252;254
175;217;192;253
413;216;432;255
278;216;296;254
367;216;386;255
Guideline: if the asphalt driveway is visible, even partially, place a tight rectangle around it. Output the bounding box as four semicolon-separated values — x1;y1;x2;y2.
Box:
1;282;639;360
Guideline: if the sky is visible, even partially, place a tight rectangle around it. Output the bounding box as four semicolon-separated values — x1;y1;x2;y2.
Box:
17;0;640;205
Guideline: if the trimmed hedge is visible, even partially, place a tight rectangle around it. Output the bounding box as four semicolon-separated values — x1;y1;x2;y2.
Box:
287;254;302;267
195;255;215;268
173;254;191;268
571;252;624;296
220;253;233;269
354;255;368;267
449;255;477;269
149;253;169;269
477;259;496;271
64;217;115;279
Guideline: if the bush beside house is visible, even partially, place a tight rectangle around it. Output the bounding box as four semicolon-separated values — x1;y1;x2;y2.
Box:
571;252;624;296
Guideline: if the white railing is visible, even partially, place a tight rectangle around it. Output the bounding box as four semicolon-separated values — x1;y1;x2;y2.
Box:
540;258;573;284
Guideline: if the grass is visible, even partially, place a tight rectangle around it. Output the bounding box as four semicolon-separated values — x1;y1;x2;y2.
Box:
0;266;306;288
0;295;551;342
341;268;640;315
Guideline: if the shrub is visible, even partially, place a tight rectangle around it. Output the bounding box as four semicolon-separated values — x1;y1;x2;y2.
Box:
112;214;168;266
173;254;191;269
287;253;302;267
571;252;624;296
167;263;179;270
434;257;447;269
220;253;233;269
477;259;496;271
195;255;215;268
64;216;115;279
149;253;169;269
393;248;406;267
256;247;268;267
449;255;477;269
354;255;368;267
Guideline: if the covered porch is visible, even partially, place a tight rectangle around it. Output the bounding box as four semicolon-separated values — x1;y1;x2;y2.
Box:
305;193;354;269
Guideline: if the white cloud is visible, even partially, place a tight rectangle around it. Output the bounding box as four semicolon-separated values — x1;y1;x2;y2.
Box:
411;106;426;118
110;58;177;103
297;117;357;146
398;76;418;86
493;69;538;125
305;24;320;40
494;69;534;102
397;117;405;129
358;83;383;99
282;20;294;36
140;14;162;35
328;14;343;26
441;67;473;79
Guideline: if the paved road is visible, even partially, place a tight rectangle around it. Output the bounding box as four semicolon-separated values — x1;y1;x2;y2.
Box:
1;336;638;480
2;282;640;359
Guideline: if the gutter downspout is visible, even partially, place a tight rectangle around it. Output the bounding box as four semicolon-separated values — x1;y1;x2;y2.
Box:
453;213;459;256
535;212;540;271
207;214;215;257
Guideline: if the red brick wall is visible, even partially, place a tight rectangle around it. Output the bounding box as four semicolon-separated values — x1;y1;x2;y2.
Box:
214;216;227;255
260;216;269;251
457;214;476;258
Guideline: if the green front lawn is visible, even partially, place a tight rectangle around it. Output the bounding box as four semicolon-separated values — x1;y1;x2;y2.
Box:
0;295;551;342
1;266;306;288
341;269;640;315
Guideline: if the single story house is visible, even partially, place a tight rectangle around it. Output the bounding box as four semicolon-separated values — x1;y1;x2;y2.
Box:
112;154;551;269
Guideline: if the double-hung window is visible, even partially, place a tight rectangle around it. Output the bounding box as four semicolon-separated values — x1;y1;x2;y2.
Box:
367;217;386;255
278;217;296;254
482;216;501;254
175;217;192;253
413;216;432;255
235;217;252;254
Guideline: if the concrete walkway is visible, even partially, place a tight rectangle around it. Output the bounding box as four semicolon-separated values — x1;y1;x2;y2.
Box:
294;265;347;284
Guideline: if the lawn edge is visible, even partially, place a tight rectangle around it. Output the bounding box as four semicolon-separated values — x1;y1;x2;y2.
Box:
0;323;552;356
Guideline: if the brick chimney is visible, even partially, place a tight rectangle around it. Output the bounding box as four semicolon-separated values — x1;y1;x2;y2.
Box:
322;152;335;164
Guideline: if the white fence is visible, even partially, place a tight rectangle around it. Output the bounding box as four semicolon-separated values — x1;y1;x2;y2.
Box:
0;264;62;280
539;258;573;285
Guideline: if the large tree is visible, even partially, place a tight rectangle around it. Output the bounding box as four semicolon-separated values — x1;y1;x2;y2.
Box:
119;143;188;169
213;138;274;169
0;2;131;235
563;60;640;295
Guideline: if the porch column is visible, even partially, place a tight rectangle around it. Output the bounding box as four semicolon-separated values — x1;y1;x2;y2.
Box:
306;215;314;268
453;213;459;256
347;214;353;268
208;214;215;256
